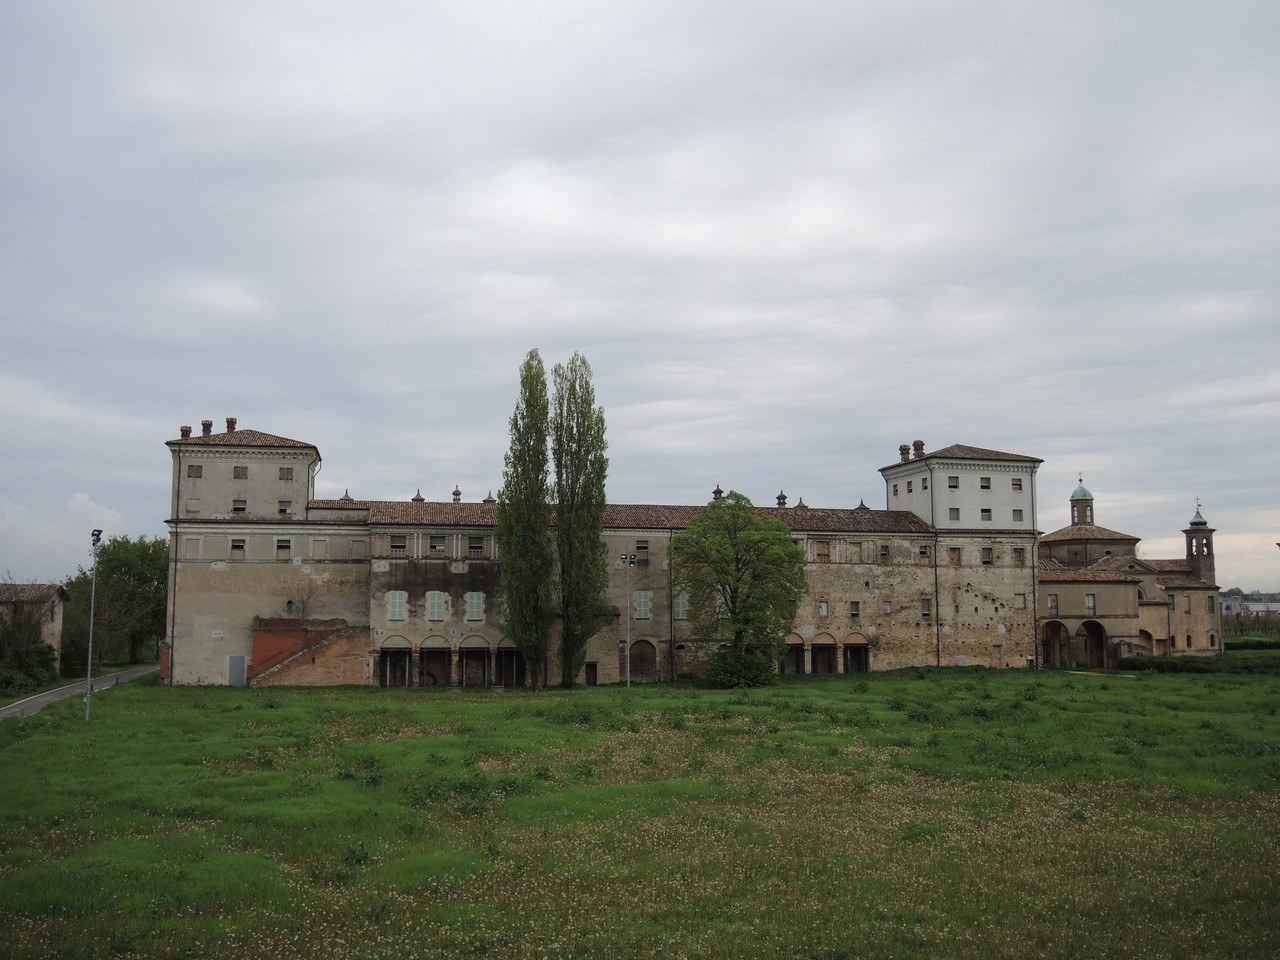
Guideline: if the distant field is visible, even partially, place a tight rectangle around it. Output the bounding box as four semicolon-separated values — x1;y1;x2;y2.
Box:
1;664;1277;960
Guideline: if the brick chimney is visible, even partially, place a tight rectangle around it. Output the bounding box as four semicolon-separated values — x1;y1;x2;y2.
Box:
912;440;925;459
201;420;213;437
899;444;910;463
180;425;192;439
226;417;237;433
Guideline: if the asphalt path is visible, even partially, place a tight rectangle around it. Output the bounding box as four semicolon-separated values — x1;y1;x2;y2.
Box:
0;664;160;720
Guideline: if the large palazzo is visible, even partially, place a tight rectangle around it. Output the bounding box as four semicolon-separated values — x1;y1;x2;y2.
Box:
161;419;1218;686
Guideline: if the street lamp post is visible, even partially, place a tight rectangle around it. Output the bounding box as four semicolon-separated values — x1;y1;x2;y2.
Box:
621;553;636;687
84;529;103;721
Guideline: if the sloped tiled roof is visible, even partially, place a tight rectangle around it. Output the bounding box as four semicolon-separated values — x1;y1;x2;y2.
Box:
883;444;1042;470
168;428;317;450
1156;574;1217;590
1037;561;1140;584
319;498;936;534
1040;523;1140;543
0;583;69;603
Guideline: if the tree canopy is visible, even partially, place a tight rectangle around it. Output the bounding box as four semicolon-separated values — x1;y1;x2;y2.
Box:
61;535;167;675
671;492;807;687
496;349;555;690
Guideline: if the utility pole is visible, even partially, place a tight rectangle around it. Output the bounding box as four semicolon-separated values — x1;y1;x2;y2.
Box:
621;553;636;687
84;529;102;721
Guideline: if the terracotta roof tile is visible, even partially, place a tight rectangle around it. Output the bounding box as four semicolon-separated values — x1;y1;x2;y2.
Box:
883;443;1042;470
168;428;317;450
1040;523;1140;543
0;583;69;602
1036;561;1140;583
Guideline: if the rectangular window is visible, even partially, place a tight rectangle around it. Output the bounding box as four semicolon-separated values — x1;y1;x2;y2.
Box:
948;476;959;489
850;601;860;619
232;499;247;513
187;464;203;479
468;536;484;557
636;539;648;554
906;481;913;493
879;544;889;559
278;501;292;515
949;508;960;522
279;467;294;481
635;591;651;619
1047;594;1058;616
980;477;991;489
883;600;892;614
390;535;407;553
674;592;688;620
427;591;445;621
1011;478;1023;492
1185;596;1192;614
1085;593;1097;616
948;546;961;564
918;545;930;557
981;508;992;522
276;539;291;561
921;598;932;619
1012;509;1024;522
1012;547;1026;565
231;538;245;560
922;476;928;490
818;600;829;618
466;592;483;620
233;466;248;480
893;483;899;496
387;591;407;621
814;540;830;562
429;536;445;556
1207;596;1215;613
981;547;993;565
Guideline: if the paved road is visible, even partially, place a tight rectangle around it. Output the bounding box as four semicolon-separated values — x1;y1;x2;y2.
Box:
0;664;160;720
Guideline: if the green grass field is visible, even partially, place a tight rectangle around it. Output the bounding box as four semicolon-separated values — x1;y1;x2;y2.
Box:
2;662;1278;959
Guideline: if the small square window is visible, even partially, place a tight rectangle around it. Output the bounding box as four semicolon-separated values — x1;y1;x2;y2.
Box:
390;535;407;553
980;477;991;489
429;536;445;555
879;544;889;559
1012;509;1024;522
948;546;961;564
947;476;959;489
1011;478;1023;492
233;466;249;480
948;507;960;522
230;539;246;560
278;501;292;515
850;601;860;619
279;467;294;481
232;499;246;513
187;464;203;479
918;545;930;557
468;536;484;557
636;539;648;553
276;539;291;561
980;509;992;522
1012;547;1026;565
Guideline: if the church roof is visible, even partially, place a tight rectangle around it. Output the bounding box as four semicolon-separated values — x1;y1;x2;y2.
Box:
168;428;316;450
1039;523;1140;543
1037;560;1140;583
1070;483;1094;501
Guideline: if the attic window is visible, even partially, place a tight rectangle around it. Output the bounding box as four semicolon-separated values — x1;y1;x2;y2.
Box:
233;466;249;480
187;464;203;479
279;467;294;481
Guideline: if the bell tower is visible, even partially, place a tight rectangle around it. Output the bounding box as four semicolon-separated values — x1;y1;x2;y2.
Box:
1070;477;1094;526
1183;501;1216;585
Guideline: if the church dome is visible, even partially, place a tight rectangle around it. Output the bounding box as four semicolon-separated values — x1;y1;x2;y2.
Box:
1070;482;1093;501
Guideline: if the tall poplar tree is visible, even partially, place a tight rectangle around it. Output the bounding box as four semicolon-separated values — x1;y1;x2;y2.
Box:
551;352;610;686
496;349;554;689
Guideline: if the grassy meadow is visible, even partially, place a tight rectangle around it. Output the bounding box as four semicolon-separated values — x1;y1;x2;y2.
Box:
1;663;1278;960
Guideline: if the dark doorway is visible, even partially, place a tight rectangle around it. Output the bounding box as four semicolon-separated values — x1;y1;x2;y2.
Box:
843;645;869;673
630;640;658;682
811;645;836;674
379;650;411;687
419;650;449;686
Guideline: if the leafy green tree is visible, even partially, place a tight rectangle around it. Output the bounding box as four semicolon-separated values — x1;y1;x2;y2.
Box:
496;349;555;690
0;587;58;695
61;535;167;675
551;352;610;686
671;491;807;687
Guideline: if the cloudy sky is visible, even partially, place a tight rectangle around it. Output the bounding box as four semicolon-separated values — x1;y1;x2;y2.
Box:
2;1;1277;590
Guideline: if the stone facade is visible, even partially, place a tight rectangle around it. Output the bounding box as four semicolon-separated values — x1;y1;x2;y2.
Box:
163;423;1052;686
1037;483;1222;666
0;583;69;673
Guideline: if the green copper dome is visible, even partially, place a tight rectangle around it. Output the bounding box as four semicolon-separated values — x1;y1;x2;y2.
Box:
1070;483;1093;501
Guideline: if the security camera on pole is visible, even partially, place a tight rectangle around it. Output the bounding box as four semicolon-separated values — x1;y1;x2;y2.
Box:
84;529;103;721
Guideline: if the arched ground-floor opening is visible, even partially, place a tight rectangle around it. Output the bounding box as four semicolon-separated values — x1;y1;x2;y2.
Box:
379;636;412;687
1042;620;1108;668
496;638;526;687
780;635;805;674
810;634;837;674
630;638;658;682
419;637;451;686
843;635;870;673
459;636;489;687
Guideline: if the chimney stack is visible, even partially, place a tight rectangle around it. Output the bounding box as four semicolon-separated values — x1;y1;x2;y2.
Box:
226;417;237;433
201;420;213;437
776;490;787;508
912;440;925;459
180;425;192;439
712;484;723;501
899;444;910;463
